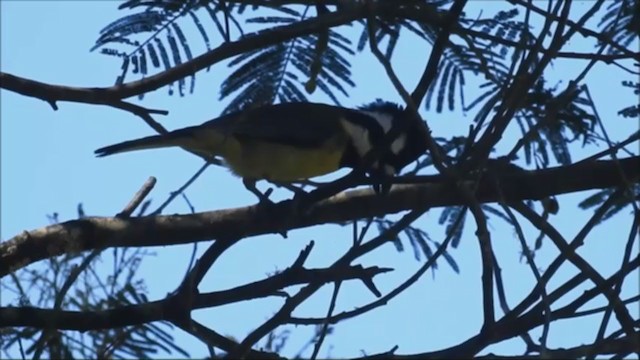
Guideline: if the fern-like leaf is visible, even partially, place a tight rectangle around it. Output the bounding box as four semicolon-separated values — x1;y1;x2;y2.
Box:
598;0;639;54
220;9;354;113
93;0;242;95
373;218;459;273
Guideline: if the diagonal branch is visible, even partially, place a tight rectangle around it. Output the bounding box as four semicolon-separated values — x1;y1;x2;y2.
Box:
228;208;425;359
0;4;376;103
510;201;637;339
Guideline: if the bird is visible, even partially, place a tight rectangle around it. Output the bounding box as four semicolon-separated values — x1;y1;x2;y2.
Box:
95;100;427;199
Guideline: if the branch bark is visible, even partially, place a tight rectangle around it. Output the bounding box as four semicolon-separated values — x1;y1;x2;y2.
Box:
2;156;638;277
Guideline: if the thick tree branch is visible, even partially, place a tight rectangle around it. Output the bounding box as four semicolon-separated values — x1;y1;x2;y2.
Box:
1;157;638;277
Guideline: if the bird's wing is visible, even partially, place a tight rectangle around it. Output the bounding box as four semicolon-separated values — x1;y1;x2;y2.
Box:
218;103;351;148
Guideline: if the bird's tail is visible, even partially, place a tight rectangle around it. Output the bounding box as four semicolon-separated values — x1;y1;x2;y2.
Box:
94;126;222;157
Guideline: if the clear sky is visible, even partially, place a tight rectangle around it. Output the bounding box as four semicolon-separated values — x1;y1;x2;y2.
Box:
1;1;638;358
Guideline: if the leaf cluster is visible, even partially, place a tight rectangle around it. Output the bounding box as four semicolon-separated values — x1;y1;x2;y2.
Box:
598;0;639;55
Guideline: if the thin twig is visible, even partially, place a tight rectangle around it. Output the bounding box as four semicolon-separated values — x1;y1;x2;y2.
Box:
107;101;169;135
175;319;281;359
505;188;628;321
228;208;427;359
575;131;640;165
152;161;211;215
510;201;637;339
291;210;462;326
310;281;341;360
589;211;640;359
499;202;551;353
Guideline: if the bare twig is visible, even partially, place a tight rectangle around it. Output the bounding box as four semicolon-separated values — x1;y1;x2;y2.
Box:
106;101;170;135
510;201;637;339
589;212;640;358
575;131;640;165
175;319;282;359
310;281;341;360
228;208;426;359
291;209;463;326
498;203;551;353
152;161;211;215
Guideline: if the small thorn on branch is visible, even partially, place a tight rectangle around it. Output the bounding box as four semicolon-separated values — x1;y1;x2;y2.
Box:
47;99;58;110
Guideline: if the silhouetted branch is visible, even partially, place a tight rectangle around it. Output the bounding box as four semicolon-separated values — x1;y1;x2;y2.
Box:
510;201;637;338
0;263;389;331
2;157;638;277
291;209;463;326
175;319;283;359
228;208;425;359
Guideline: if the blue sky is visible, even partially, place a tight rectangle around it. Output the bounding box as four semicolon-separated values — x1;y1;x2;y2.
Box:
1;1;638;358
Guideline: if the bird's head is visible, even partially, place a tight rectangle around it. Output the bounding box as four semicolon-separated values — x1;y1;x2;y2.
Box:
342;100;427;175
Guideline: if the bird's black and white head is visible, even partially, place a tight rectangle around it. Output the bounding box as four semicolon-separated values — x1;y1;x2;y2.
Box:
339;100;428;187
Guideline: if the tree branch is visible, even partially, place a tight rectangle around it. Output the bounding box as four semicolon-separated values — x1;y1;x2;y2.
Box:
2;157;638;277
0;4;375;103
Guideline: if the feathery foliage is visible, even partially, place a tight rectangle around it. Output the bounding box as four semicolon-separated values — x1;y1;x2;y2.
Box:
1;206;186;360
219;6;355;113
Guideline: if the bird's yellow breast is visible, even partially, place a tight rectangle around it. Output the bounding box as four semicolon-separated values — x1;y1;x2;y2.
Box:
221;136;346;181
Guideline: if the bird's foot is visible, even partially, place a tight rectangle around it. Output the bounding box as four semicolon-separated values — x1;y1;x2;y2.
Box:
243;178;291;238
243;178;276;208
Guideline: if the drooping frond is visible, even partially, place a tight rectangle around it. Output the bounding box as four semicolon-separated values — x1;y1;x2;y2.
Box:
618;81;640;119
579;184;640;224
355;0;451;60
219;7;354;113
92;0;247;95
437;205;467;248
598;0;639;54
358;3;535;114
422;8;536;113
92;0;335;98
374;218;459;272
512;79;598;167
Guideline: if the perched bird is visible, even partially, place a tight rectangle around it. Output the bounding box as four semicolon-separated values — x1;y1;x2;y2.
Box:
95;100;427;196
